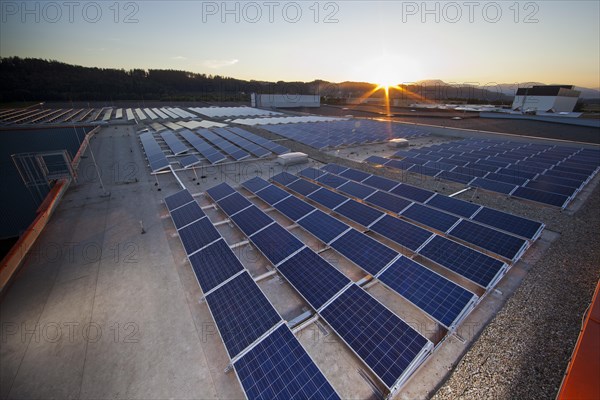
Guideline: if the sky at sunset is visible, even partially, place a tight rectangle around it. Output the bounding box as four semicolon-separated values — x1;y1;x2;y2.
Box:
1;1;599;88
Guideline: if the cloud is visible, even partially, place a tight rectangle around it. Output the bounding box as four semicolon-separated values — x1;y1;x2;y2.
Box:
171;56;188;61
202;59;239;69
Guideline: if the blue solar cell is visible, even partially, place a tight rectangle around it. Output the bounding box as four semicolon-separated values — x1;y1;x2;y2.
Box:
231;206;274;236
466;162;499;173
511;186;569;208
297;210;349;244
206;272;281;359
188;239;244;294
337;181;376;200
165;189;194;211
451;166;488;178
207;182;236;201
419;236;505;288
534;174;583;189
205;152;227;164
256;185;290;205
472;207;542;240
299;167;326;180
242;177;271;193
251;224;304;265
390;184;435;203
271;171;298;186
362;175;399;191
287;179;320;196
278;248;350;310
316;173;349;188
339;168;371;182
485;172;529;186
334;199;384;227
470;177;517;195
495;168;538;180
543;169;589;183
179;217;221;255
525;180;576;197
322;163;349;175
365;190;412;213
273;196;315;221
179;154;201;168
307;188;347;209
320;285;430;388
425;194;480;218
550;165;590;175
401;204;460;232
449;220;527;260
330;230;397;275
234;324;340;400
218;192;252;215
379;257;476;328
370;215;433;251
364;155;389;165
171;201;205;229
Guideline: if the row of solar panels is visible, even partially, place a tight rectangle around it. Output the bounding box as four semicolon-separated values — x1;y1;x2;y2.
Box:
163;189;341;400
263;120;430;149
139;132;170;172
205;182;435;391
370;139;600;208
269;171;511;292
140;127;290;171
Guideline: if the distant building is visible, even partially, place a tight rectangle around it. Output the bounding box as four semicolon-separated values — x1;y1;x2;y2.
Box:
251;93;320;108
512;85;580;113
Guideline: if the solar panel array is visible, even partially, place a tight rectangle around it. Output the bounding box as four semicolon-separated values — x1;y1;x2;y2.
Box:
179;129;227;164
296;166;531;263
160;130;189;155
366;138;600;208
163;188;340;399
196;129;250;161
227;126;290;155
271;171;511;290
241;177;479;329
263;119;429;149
208;181;436;390
139;132;170;172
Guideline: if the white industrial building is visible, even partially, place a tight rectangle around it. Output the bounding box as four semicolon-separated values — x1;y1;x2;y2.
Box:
512;85;580;113
251;93;320;108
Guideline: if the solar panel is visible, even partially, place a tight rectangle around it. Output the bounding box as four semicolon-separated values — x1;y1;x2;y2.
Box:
322;163;349;175
218;193;252;215
485;172;529;186
378;257;476;329
188;239;244;294
287;178;320;196
470;177;517;195
271;171;298;186
206;272;281;359
333;199;384;227
164;189;194;211
179;154;201;168
307;188;347;209
242;177;271;193
534;174;583;189
278;248;350;310
299;167;326;180
273;196;315;221
160;130;189;155
364;155;389;165
256;185;290;205
231;206;274;236
451;166;488;178
297;210;349;244
170;201;206;230
251;224;304;265
330;229;397;275
370;215;433;251
234;324;340;400
206;182;236;201
472;207;543;240
525;180;576;197
337;181;376;199
316;173;349;189
362;175;400;191
320;285;431;388
364;191;412;213
511;186;569;208
178;217;221;255
400;204;460;232
339;168;371;182
425;194;481;218
449;220;527;260
418;236;506;288
436;170;474;185
390;184;435;203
